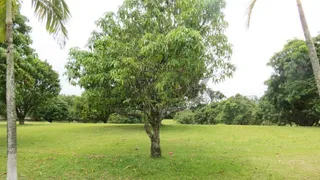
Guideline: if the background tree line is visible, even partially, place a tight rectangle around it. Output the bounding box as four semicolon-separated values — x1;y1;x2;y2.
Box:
175;35;320;127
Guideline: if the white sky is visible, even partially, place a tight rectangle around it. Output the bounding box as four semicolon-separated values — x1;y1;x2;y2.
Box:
21;0;320;97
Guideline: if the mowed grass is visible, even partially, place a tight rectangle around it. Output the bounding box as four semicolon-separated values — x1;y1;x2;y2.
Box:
0;121;320;180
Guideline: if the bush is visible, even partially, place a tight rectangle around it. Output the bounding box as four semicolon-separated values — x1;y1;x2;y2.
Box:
261;120;276;126
218;94;256;125
194;105;217;124
175;94;261;125
108;113;143;124
174;110;195;124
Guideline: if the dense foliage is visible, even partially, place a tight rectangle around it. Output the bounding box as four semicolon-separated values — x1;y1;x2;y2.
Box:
194;103;219;124
174;94;257;125
175;37;320;127
261;36;320;126
31;96;68;123
174;110;195;124
108;113;143;124
218;94;257;125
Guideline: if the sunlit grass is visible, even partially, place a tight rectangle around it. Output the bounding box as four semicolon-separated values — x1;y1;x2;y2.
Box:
0;120;319;179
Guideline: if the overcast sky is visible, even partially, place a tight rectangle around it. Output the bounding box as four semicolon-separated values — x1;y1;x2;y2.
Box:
21;0;320;97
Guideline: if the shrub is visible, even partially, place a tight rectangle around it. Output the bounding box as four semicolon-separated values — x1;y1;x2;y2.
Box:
174;110;195;124
218;94;256;125
108;113;143;124
194;105;217;124
261;120;276;126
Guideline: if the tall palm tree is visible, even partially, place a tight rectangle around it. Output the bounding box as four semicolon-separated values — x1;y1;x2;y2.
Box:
246;0;320;97
0;0;70;179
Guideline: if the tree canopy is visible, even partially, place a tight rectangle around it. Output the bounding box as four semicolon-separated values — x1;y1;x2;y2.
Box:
31;96;68;123
218;94;257;125
262;36;320;126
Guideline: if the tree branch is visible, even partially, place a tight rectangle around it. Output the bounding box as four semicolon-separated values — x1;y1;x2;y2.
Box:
144;121;153;139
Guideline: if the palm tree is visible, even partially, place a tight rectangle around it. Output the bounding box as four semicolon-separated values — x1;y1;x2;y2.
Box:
246;0;320;97
0;0;70;179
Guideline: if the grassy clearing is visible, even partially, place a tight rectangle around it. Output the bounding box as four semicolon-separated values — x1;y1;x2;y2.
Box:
0;120;319;179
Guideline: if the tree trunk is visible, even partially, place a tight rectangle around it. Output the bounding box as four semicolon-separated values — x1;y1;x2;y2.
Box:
17;112;26;125
6;0;18;179
19;118;24;125
150;123;161;158
296;0;320;97
144;120;162;158
102;114;110;124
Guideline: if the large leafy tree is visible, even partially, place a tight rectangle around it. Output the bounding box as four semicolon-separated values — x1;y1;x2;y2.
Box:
7;58;60;124
263;37;320;126
30;96;68;123
246;0;320;98
0;1;70;179
254;95;280;125
66;0;234;158
217;94;257;125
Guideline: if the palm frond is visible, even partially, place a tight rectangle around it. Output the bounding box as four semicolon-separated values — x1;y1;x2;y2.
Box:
31;0;71;47
245;0;257;28
0;0;6;42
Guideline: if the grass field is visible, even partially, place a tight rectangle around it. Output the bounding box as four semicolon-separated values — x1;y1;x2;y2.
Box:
0;120;319;180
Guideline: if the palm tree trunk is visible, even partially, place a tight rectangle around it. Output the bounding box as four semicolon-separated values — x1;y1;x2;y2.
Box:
296;0;320;97
6;0;17;179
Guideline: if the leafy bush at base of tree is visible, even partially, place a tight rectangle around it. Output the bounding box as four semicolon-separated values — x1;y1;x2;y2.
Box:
173;110;195;124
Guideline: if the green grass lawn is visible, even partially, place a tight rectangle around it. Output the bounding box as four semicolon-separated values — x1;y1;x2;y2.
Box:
0;120;319;179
